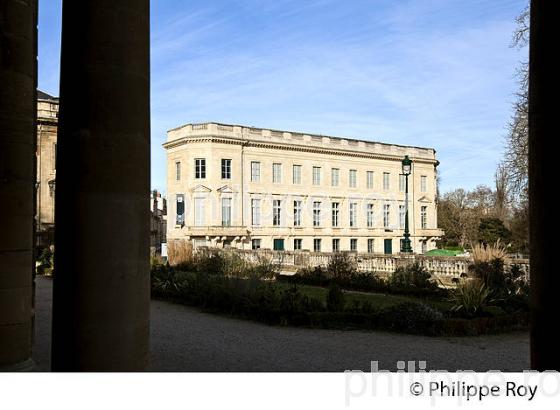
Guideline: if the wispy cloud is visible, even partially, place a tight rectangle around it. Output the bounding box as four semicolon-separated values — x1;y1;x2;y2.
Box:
38;0;527;194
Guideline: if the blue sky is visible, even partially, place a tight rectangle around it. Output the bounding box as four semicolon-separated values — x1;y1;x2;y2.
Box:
38;0;527;195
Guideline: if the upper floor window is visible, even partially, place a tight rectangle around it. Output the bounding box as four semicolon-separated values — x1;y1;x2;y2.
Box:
399;174;406;192
222;198;232;227
331;202;340;227
313;166;321;185
293;165;302;184
273;199;282;226
313;201;321;227
273;163;282;183
175;161;181;181
195;158;206;179
366;171;374;189
251;199;261;226
383;204;390;228
366;203;374;227
421;206;428;229
251;161;260;182
349;169;357;188
421;175;427;192
331;168;339;187
349;202;357;227
221;159;231;179
383;172;390;190
293;200;302;227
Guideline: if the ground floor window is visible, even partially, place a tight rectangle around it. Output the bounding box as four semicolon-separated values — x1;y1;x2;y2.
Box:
367;238;374;253
252;239;261;250
313;238;321;252
293;238;302;250
350;238;358;252
332;238;340;252
421;240;427;254
273;238;285;251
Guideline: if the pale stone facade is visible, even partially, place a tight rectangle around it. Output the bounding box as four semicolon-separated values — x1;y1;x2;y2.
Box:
164;122;444;254
36;91;59;246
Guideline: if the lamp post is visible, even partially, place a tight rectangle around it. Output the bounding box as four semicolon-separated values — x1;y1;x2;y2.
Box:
401;155;413;253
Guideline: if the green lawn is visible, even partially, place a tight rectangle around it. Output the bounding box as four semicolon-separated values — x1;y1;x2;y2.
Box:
276;282;453;312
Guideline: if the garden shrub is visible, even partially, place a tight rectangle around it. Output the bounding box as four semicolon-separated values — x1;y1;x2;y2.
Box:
449;280;492;318
388;262;437;290
380;302;443;334
326;284;345;312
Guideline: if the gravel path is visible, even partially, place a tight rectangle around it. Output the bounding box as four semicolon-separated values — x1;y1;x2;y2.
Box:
33;276;529;372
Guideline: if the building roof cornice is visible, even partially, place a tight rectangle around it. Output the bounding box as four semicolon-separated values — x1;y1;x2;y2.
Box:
163;135;439;165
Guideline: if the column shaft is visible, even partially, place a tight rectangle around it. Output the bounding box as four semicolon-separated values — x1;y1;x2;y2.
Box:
51;0;151;371
0;0;36;370
529;0;559;370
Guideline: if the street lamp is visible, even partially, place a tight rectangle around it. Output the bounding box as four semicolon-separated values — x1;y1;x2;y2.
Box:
401;155;413;253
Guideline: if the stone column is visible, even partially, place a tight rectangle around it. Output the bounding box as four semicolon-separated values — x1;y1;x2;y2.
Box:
51;0;150;371
529;0;558;371
0;0;36;371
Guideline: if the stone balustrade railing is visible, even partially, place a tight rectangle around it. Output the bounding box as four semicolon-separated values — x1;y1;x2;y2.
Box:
195;247;530;280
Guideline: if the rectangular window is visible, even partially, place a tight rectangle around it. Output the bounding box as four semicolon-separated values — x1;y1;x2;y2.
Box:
273;239;285;251
421;206;428;229
313;238;322;252
313;166;321;185
383;172;390;190
331;168;339;187
194;197;205;226
349;169;357;188
383;204;390;228
293;200;302;227
399;205;406;229
221;198;232;227
175;161;181;181
421;240;427;254
421;175;427;192
313;201;321;227
176;194;185;225
331;202;339;227
273;199;282;226
293;238;303;250
221;159;232;179
366;171;374;189
251;199;261;226
349;202;357;227
273;163;282;183
251;161;260;182
350;238;358;252
252;239;261;250
367;203;374;227
332;238;340;252
293;165;302;184
399;174;406;192
367;239;375;253
195;158;206;179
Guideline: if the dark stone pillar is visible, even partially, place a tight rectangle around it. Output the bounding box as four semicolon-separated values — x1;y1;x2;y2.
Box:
529;0;559;371
51;0;150;371
0;0;36;371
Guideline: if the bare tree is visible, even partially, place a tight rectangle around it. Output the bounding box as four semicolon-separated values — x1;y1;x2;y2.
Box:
503;4;529;203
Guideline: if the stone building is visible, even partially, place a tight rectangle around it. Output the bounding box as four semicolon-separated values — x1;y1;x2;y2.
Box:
36;90;59;247
150;190;167;255
164;122;444;254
